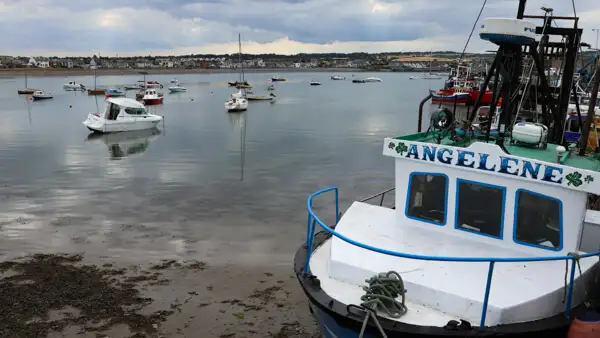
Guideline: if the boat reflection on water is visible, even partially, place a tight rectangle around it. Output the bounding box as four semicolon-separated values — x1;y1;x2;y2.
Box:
85;128;161;160
227;112;247;181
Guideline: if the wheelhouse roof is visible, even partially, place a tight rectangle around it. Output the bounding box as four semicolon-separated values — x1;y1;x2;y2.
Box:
106;97;145;109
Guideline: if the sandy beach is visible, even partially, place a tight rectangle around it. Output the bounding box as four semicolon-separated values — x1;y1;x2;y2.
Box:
0;67;368;78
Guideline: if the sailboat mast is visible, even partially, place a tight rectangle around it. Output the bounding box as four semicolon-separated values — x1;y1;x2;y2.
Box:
238;33;245;83
24;71;28;88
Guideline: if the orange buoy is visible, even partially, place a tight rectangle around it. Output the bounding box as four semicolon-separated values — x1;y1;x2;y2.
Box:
568;311;600;338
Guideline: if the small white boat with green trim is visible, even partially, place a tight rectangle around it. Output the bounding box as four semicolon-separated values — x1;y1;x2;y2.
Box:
295;4;600;338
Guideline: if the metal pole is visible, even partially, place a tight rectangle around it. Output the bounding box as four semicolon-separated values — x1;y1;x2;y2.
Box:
579;58;600;155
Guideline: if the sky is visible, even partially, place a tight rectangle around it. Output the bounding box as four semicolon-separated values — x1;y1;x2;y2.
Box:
0;0;599;56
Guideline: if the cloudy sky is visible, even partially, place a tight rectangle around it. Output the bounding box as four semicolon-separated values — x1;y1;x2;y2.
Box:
0;0;599;56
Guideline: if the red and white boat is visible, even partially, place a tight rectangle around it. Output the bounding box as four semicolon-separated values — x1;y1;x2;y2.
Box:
431;65;494;106
142;88;163;105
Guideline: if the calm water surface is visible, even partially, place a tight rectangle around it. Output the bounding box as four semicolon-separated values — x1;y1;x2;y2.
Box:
0;72;441;265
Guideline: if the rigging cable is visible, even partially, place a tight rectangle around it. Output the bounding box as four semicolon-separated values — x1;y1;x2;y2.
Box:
457;0;488;64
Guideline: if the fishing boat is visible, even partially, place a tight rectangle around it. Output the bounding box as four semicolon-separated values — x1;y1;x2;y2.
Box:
31;90;53;101
295;6;600;338
105;88;125;97
364;77;382;82
83;97;163;133
141;88;163;105
431;66;494;106
271;76;287;82
17;71;38;94
331;75;346;80
310;79;322;86
63;81;86;91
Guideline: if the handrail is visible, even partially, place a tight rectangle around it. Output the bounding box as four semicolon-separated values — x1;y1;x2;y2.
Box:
304;186;600;329
359;187;395;207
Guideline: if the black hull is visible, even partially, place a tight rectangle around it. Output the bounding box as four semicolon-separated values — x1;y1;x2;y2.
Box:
294;232;581;338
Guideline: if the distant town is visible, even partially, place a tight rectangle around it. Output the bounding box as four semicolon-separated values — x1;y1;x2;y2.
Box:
0;52;490;72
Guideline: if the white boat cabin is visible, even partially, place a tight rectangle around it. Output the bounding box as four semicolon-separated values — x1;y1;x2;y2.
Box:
315;138;600;328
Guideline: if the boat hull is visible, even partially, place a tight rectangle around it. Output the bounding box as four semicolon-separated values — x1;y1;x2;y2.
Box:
294;233;581;338
82;113;162;133
18;89;36;95
32;96;53;101
143;98;163;105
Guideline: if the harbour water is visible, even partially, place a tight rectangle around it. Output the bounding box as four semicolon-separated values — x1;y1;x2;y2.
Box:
0;72;442;265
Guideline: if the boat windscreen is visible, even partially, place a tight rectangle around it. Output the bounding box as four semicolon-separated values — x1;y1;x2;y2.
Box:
125;107;146;115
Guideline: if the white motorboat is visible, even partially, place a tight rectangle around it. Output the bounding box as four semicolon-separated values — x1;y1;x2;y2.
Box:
31;90;53;100
63;81;86;91
331;75;346;80
225;97;248;112
170;78;178;83
364;77;382;82
142;88;164;105
82;97;163;133
422;74;443;80
309;79;322;86
409;75;420;80
168;83;187;93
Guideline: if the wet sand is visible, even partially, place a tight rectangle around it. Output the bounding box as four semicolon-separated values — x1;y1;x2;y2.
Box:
0;253;321;338
0;67;364;78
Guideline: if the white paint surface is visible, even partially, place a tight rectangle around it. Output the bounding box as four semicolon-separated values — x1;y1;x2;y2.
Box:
319;202;598;326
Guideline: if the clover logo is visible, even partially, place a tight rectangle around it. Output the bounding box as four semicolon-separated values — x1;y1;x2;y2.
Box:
395;142;408;155
585;175;594;184
566;172;583;187
388;142;395;150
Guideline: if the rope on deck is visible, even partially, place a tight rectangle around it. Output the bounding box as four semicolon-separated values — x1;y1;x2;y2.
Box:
358;271;407;338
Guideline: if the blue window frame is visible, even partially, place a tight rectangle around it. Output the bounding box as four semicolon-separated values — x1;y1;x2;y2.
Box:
513;189;563;251
455;179;506;239
405;172;448;226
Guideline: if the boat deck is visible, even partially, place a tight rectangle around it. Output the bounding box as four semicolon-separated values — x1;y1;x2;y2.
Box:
396;130;600;172
317;202;596;327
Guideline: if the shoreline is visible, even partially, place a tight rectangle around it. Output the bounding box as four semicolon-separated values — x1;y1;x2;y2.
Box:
0;67;389;78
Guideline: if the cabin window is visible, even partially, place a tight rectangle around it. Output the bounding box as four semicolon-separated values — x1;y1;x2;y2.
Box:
514;190;562;250
455;179;505;238
107;103;121;120
567;119;580;133
125;107;146;115
405;172;448;225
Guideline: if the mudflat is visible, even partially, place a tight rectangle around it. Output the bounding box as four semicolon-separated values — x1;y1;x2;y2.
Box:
0;253;321;338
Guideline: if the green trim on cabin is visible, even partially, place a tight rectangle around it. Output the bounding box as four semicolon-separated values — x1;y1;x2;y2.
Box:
395;130;600;172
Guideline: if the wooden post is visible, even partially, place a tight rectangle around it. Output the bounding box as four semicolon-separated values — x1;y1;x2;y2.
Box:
579;58;600;155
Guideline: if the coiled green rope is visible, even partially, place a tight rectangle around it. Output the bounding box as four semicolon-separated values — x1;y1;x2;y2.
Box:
358;271;408;338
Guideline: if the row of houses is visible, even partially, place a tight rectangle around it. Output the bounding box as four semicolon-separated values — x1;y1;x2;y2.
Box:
0;55;375;70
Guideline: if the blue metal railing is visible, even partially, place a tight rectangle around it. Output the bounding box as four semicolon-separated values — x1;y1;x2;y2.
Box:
304;186;600;328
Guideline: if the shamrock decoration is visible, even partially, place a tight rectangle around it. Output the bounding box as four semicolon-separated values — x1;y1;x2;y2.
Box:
585;175;594;184
388;142;395;150
566;172;583;187
395;142;408;155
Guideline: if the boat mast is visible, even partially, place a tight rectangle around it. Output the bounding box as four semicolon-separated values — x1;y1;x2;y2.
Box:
24;70;28;89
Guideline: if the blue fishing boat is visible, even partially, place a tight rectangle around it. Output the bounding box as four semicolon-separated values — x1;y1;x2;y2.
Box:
105;88;125;97
295;3;600;337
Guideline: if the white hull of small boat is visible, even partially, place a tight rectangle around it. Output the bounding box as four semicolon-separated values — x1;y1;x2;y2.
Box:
225;98;248;112
82;97;163;133
168;86;187;93
63;83;86;91
32;91;53;100
364;77;382;82
409;76;420;80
